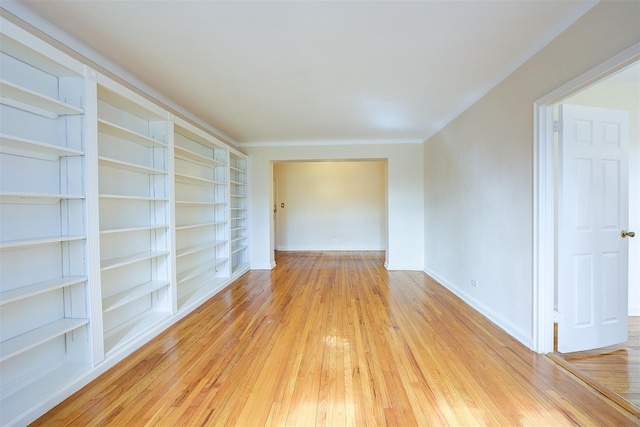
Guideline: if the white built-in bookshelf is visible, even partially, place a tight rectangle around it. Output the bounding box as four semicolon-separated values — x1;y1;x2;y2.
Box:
174;117;230;310
0;18;91;425
0;17;249;426
229;149;249;277
96;76;174;357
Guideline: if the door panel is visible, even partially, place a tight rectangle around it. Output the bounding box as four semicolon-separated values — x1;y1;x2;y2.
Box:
558;104;629;353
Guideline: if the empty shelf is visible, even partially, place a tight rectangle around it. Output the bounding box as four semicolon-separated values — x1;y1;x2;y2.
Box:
102;280;170;313
0;318;89;362
98;157;167;175
0;192;84;204
0;235;85;250
176;241;226;258
0;134;83;161
0;276;86;306
0;79;83;118
98;119;166;148
100;250;170;271
174;145;224;167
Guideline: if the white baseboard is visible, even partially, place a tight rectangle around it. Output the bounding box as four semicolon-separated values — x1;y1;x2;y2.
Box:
276;246;386;251
424;267;533;350
629;306;640;316
386;263;423;271
251;262;276;270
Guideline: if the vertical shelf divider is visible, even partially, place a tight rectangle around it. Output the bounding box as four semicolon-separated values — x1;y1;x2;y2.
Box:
167;115;178;315
84;67;105;365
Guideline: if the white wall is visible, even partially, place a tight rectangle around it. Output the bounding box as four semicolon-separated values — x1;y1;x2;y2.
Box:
274;161;387;251
245;142;423;270
423;1;640;348
564;74;640;315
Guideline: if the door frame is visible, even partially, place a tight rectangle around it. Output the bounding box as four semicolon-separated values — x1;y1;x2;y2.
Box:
273;177;278;251
533;42;640;354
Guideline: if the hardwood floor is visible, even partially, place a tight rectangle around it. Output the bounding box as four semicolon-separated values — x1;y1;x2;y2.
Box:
34;252;639;426
552;317;640;416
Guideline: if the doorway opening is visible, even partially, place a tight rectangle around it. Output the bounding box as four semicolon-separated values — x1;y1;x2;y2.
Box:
534;46;639;413
271;160;388;259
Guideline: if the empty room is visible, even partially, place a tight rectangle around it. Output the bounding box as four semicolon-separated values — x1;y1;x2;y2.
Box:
0;1;638;425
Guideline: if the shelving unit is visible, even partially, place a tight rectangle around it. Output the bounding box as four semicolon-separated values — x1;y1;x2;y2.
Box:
96;74;173;357
0;16;251;426
173;118;229;310
0;19;91;425
229;149;249;277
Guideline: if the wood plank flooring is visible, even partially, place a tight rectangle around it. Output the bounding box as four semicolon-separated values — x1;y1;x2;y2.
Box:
34;251;639;426
553;317;640;416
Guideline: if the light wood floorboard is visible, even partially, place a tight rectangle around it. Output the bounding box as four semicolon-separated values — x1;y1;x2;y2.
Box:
33;251;639;426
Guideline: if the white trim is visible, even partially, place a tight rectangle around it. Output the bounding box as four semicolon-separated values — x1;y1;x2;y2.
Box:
239;139;424;148
250;262;276;270
424;268;532;349
276;247;386;252
533;43;640;354
535;43;640;107
386;264;423;271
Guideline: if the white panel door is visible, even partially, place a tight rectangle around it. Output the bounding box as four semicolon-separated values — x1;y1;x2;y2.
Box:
558;104;630;353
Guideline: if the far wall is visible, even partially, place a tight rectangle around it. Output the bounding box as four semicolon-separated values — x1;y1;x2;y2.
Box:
245;142;424;271
274;161;387;251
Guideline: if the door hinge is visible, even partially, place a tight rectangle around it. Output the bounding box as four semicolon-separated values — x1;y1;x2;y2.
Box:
553;120;562;133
